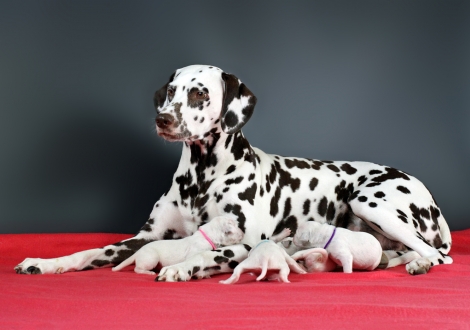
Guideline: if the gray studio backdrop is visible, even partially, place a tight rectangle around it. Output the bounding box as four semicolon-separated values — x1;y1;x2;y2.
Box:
1;1;469;233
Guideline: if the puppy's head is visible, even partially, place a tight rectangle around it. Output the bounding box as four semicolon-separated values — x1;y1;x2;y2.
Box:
201;217;244;247
293;221;321;248
154;65;257;142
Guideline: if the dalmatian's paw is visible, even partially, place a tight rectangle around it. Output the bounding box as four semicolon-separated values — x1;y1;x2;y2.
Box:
406;257;431;275
15;258;65;275
156;265;191;282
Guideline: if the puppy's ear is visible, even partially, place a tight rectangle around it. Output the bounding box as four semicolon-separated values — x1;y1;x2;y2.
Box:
220;73;257;134
153;71;176;112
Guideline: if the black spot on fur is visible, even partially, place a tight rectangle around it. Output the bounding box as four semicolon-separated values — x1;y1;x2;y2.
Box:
369;202;377;208
357;176;367;186
397;186;410;194
326;201;336;222
105;249;114;257
334;180;354;203
223;249;235;258
224;111;239;128
273;215;298;237
224;204;247;232
420;209;430;220
268;163;277;184
327;164;340;173
140;223;152;232
270;187;281;217
366;182;381;187
410;203;428;232
248;173;255;181
283;198;292;219
397;209;407;217
225;177;243;185
192;266;200;275
398;215;408;223
311;160;323;170
261;233;267;240
309;178;319;191
238;183;257;205
214;256;229;264
374;191;386;198
369;170;382;175
274;161;301;192
285;159;311;169
318;197;328;217
340;163;357;175
163;229;178;240
228;261;239;269
372;167;410;183
358;196;368;202
348;190;360;201
430;206;441;230
243;244;252;251
433;234;442;248
303;199;311;215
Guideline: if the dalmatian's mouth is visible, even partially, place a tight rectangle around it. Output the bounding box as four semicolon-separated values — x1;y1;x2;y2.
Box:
158;131;198;142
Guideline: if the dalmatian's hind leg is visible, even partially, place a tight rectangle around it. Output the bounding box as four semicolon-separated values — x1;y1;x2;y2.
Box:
349;200;452;275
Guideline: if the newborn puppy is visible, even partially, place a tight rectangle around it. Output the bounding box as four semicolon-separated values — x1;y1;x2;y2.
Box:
293;221;383;273
220;228;306;284
112;217;244;275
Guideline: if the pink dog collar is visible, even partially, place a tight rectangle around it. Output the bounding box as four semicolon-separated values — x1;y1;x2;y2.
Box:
199;228;217;250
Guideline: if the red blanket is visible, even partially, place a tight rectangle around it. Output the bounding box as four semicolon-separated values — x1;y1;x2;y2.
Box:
1;230;470;329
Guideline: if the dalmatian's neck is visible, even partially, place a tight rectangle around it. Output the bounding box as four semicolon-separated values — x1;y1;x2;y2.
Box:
183;130;256;178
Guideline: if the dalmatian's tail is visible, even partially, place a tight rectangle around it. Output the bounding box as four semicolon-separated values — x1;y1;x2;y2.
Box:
112;254;137;272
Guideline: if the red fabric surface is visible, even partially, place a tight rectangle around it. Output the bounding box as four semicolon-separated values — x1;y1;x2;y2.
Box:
1;230;470;329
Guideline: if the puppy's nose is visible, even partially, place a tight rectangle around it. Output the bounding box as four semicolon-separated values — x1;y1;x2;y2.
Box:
155;113;175;129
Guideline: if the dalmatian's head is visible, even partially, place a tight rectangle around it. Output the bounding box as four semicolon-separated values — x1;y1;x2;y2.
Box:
154;65;257;142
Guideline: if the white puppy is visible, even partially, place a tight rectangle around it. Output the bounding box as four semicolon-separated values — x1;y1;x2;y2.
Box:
293;221;383;273
112;217;244;275
220;228;306;284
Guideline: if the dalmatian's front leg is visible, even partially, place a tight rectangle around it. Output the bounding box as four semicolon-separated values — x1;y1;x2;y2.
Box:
15;189;187;274
156;244;251;282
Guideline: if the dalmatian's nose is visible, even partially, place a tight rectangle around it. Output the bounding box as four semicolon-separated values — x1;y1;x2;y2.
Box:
156;113;175;129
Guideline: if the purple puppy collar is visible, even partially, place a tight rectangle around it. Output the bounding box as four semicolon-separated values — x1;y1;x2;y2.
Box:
323;227;336;249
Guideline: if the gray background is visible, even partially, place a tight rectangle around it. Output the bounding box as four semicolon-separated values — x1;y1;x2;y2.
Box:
1;1;469;234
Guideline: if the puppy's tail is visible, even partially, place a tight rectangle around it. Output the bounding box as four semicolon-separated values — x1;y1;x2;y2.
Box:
112;254;136;272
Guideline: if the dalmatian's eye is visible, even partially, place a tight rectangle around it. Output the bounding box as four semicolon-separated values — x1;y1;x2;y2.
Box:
167;89;175;96
196;91;208;99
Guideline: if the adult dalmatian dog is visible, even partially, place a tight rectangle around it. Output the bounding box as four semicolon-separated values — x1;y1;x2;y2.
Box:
15;64;452;278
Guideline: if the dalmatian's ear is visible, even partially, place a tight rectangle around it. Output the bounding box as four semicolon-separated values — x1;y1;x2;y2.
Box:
220;73;257;134
153;71;176;112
